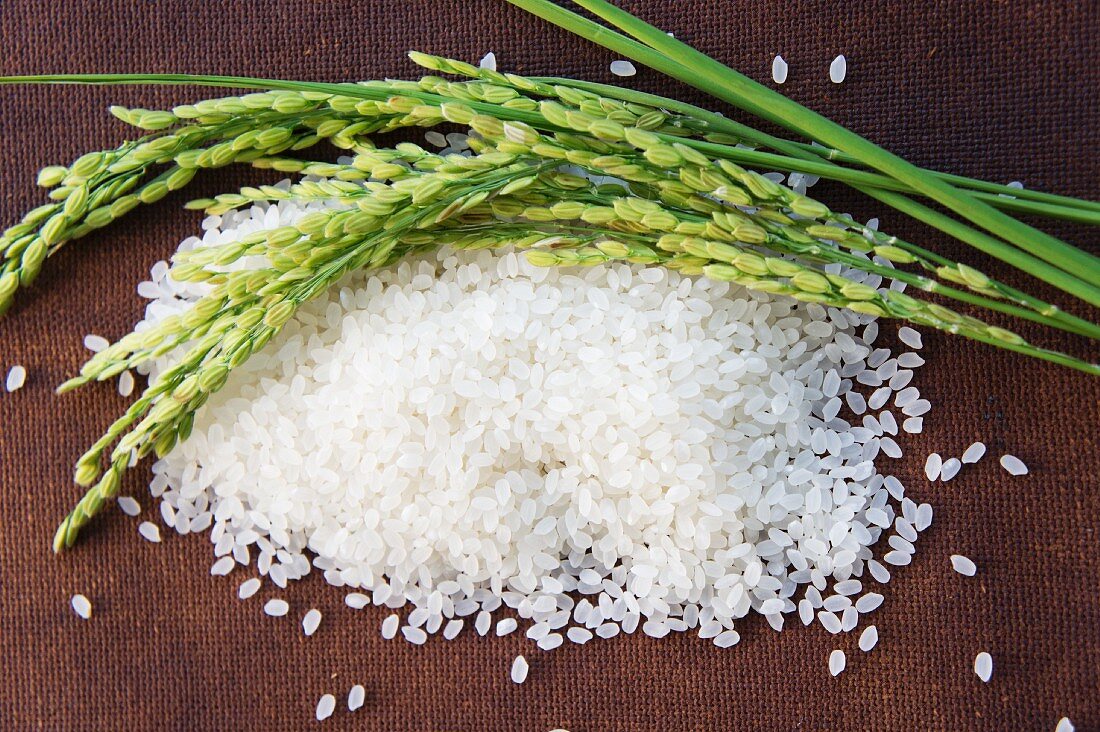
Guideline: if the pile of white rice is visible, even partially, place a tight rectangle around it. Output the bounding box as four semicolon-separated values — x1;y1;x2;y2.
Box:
132;182;932;651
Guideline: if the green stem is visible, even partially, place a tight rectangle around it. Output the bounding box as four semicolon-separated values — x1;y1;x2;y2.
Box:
950;328;1099;376
860;187;1100;323
506;0;1100;293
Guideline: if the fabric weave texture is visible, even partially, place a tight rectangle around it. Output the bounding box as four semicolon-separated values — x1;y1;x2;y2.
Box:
0;1;1096;729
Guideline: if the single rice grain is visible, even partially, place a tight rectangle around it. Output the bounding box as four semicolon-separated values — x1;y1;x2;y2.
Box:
264;599;289;617
829;55;847;83
962;441;986;464
610;60;636;77
950;555;977;576
829;649;846;676
315;694;335;721
6;365;26;392
138;521;161;543
1000;454;1028;475
71;593;92;619
348;684;366;711
772;55;788;84
510;655;529;683
974;651;993;682
303;608;322;636
859;625;878;651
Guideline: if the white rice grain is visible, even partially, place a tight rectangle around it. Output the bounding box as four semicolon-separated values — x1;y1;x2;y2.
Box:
210;556;235;576
962;441;986;464
974;651;993;682
511;655;529;683
302;608;322;636
898;327;923;349
264;599;289;617
84;334;109;352
348;684;366;711
381;614;400;640
939;458;962;482
829;55;847;84
118;370;135;397
713;630;741;648
345;593;369;609
950;555;977;577
829;649;846;676
1000;454;1028;475
402;626;428;645
858;625;878;652
610;60;637;77
867;560;891;584
5;364;26;392
238;578;261;600
315;693;336;721
925;453;943;481
137;521;161;543
537;633;564;651
71;593;92;620
855;593;883;613
117;496;141;516
915;503;934;531
818;611;842;634
772;55;788;84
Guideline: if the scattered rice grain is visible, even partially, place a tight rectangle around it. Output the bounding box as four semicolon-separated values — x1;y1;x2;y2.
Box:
974;651;993;682
71;593;92;619
950;555;977;577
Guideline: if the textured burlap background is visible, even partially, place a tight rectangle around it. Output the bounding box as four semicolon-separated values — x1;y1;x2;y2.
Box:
0;1;1097;730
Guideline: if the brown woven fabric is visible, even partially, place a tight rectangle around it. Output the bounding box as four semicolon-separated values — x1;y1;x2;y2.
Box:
1;1;1097;729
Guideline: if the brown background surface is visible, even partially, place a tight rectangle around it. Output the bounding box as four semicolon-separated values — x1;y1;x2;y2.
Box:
1;1;1098;730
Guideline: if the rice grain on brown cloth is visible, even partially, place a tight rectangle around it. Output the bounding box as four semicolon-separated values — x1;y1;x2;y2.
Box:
0;1;1097;729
